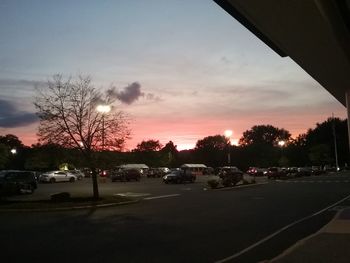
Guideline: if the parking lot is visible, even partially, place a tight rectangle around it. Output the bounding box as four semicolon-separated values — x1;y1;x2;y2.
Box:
7;175;214;201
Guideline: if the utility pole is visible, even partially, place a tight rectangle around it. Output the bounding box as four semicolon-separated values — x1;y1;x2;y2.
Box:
332;113;339;171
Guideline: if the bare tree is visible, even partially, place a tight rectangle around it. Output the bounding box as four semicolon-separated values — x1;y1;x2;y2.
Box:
34;74;130;199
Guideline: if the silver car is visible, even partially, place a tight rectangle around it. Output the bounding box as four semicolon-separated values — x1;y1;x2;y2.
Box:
39;171;77;183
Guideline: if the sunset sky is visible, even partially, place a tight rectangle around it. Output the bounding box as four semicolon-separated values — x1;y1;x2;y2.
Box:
0;0;346;151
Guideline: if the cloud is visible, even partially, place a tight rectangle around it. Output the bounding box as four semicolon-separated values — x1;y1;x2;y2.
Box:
0;99;38;128
107;82;160;104
145;93;162;102
0;79;45;87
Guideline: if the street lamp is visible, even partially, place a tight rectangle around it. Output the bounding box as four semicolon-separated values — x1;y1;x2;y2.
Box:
278;140;286;167
224;130;233;165
96;104;111;150
10;148;17;155
278;140;285;147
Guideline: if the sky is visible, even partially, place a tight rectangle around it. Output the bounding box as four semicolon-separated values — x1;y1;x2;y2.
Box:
0;0;346;151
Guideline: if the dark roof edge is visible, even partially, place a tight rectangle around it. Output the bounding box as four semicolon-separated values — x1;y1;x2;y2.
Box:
213;0;287;57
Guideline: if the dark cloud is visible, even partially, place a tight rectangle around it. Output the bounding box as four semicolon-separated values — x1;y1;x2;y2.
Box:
107;82;160;104
0;99;38;128
107;82;143;104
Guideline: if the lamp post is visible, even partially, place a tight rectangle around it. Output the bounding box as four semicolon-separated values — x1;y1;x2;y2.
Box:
96;105;111;150
278;140;286;167
224;130;233;165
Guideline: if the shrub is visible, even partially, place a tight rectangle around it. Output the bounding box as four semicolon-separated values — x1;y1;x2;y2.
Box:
207;179;219;189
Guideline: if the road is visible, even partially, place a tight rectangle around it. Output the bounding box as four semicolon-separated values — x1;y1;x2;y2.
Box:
1;173;350;262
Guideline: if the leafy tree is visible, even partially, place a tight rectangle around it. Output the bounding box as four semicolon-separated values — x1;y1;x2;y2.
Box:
194;135;228;167
34;74;130;199
160;141;178;167
0;134;24;149
24;143;71;171
239;125;291;146
195;135;228;151
0;143;10;169
304;117;349;166
161;141;178;153
284;134;309;166
131;140;163;167
0;134;27;169
133;139;162;152
238;125;291;168
308;144;332;165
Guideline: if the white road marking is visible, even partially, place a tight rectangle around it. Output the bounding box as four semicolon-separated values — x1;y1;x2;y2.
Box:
144;194;180;200
114;192;151;198
214;193;350;263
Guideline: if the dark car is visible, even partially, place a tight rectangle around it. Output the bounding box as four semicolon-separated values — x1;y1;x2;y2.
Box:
267;167;286;179
297;167;312;177
0;170;38;196
246;167;264;177
163;169;196;184
111;169;141;182
147;168;164;178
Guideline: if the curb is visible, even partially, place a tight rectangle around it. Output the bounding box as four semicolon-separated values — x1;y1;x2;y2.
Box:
0;199;140;213
269;207;349;262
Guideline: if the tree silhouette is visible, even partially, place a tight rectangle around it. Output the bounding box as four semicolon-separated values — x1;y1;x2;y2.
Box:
195;135;228;167
34;74;130;199
239;125;291;146
133;139;162;152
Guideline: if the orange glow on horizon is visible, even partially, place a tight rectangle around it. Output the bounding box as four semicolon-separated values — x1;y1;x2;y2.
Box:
176;143;196;151
230;138;239;146
224;129;233;138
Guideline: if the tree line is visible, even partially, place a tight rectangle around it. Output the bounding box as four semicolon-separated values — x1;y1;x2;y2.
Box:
1;117;348;172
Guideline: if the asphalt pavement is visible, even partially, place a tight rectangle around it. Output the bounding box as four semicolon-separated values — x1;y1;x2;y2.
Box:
1;173;350;262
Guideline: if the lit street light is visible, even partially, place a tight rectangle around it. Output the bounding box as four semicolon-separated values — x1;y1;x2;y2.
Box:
224;129;233;138
278;140;286;167
10;148;17;154
278;140;286;147
96;104;111;150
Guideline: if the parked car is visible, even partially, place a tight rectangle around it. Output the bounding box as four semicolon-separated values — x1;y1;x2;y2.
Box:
311;166;325;176
246;167;265;176
69;169;85;180
82;168;92;178
266;167;286;179
39;171;77;183
99;169;110;177
286;167;298;177
147;168;166;178
0;170;37;195
163;169;196;184
297;167;312;177
111;169;141;182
